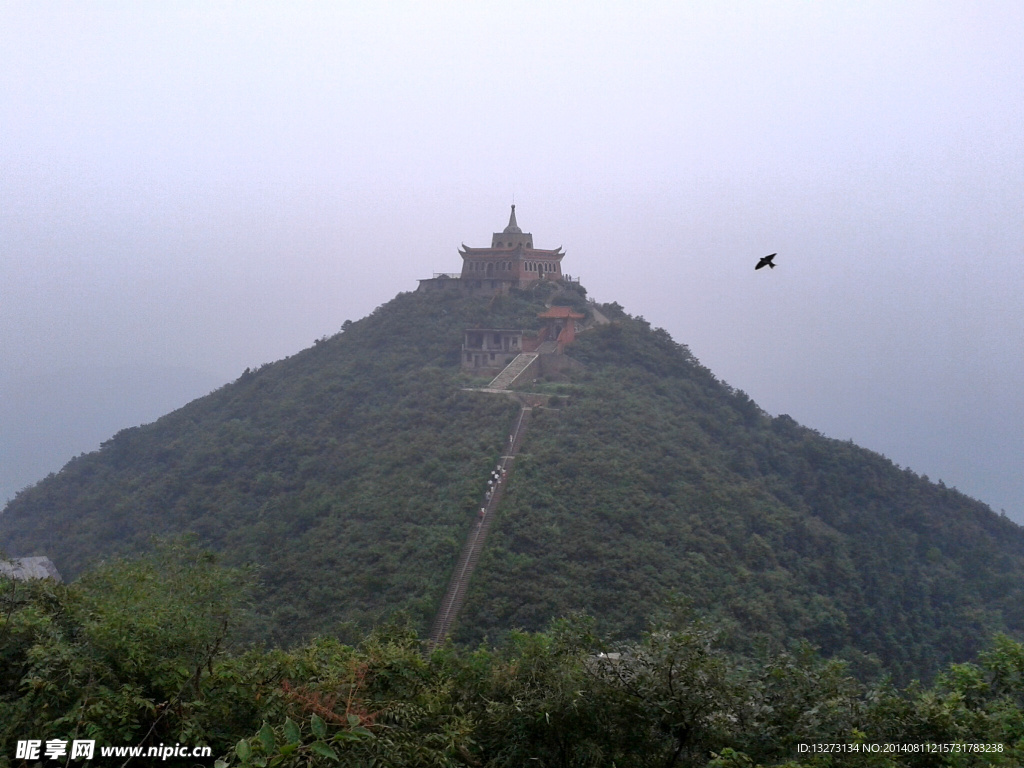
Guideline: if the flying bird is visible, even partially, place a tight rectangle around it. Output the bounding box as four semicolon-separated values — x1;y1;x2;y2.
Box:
755;253;777;270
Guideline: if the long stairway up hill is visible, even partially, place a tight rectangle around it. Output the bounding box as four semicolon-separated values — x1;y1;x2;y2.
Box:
429;405;531;647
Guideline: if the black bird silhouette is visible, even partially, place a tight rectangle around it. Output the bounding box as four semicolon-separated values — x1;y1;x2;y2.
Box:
755;253;776;270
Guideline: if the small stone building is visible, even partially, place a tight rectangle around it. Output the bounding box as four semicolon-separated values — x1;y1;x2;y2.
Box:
462;329;524;370
461;304;588;379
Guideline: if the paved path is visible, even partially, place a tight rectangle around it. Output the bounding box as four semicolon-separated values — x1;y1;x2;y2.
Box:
427;405;532;648
486;353;538;390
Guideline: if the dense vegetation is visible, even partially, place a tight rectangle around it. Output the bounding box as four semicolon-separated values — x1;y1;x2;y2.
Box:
2;545;1023;768
0;287;553;645
463;314;1024;682
2;282;1023;682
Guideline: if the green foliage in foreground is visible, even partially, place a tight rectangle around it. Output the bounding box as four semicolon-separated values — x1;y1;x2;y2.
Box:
2;546;1023;768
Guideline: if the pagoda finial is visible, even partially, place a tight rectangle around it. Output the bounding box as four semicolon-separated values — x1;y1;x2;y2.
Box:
503;204;522;234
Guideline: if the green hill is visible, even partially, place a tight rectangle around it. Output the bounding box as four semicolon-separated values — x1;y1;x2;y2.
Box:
3;283;1023;681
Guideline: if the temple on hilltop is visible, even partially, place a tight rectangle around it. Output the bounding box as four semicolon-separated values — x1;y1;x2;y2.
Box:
418;206;571;295
416;206;596;382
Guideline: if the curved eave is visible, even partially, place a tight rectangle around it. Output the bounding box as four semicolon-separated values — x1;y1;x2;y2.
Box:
460;246;502;256
459;245;564;258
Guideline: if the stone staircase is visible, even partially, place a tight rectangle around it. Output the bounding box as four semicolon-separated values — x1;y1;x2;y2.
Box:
427;406;532;648
486;352;538;390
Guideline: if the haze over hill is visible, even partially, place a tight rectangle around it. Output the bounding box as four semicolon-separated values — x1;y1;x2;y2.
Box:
3;282;1022;684
2;4;1022;522
0;365;224;505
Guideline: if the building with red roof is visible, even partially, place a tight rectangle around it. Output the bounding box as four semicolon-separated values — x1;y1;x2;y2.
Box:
537;305;586;350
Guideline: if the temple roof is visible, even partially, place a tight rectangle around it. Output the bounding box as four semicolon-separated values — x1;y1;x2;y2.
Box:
460;244;563;257
503;204;522;234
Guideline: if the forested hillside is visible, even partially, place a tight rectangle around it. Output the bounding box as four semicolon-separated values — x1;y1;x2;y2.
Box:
2;283;1023;682
0;287;545;644
460;312;1024;681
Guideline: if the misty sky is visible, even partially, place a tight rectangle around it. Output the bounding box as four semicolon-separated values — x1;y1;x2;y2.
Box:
2;2;1022;521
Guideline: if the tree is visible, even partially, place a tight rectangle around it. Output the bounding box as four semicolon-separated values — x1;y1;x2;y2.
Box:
0;537;252;755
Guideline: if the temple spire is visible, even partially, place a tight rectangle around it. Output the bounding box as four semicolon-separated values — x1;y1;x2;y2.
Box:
504;204;522;234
